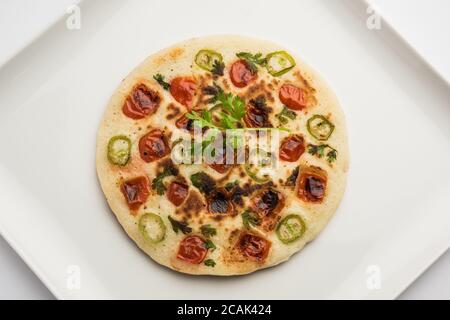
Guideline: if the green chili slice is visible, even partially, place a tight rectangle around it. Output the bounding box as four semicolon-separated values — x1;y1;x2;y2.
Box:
139;213;166;243
265;51;296;76
307;115;335;141
107;135;131;166
245;149;273;184
245;164;270;184
195;49;223;72
276;214;306;244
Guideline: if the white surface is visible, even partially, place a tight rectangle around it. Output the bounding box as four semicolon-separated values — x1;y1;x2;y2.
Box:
0;0;449;299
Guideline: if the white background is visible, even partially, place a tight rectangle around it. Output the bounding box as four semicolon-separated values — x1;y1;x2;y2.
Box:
0;0;449;299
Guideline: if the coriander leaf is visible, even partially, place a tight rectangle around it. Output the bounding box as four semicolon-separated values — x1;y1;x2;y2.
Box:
214;91;246;129
153;73;170;90
307;144;338;164
151;163;178;195
241;209;260;228
224;180;238;191
200;224;217;237
186;110;218;129
236;52;267;73
168;216;192;234
151;175;166;195
204;259;216;267
285;166;299;187
326;149;337;163
204;239;216;250
211;60;225;76
190;172;216;194
275;106;297;125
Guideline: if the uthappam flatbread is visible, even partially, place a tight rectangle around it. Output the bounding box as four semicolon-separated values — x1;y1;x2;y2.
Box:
96;35;349;275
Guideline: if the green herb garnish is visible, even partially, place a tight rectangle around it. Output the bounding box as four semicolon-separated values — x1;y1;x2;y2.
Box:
236;52;267;73
285;166;299;187
224;180;238;191
187;90;245;130
168;216;192;235
275;106;297;125
153;73;170;90
307;144;338;163
190;172;216;194
151;164;178;195
188;86;289;132
211;60;225;76
204;239;216;250
204;259;216;267
242;209;260;228
200;225;217;237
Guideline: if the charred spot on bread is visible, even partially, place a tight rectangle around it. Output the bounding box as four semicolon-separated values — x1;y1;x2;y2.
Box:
166;103;181;120
176;190;205;218
244;95;273;128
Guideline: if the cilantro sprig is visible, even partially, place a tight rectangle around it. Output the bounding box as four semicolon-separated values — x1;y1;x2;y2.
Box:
153;73;170;90
204;239;216;250
307;143;338;163
187;85;289;132
211;60;225;76
151;164;178;195
275;106;297;125
204;259;216;267
168;216;192;235
236;52;267;73
242;209;260;228
200;224;217;237
186;89;245;130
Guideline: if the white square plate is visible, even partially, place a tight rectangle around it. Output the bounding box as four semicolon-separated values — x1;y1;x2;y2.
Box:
0;0;449;299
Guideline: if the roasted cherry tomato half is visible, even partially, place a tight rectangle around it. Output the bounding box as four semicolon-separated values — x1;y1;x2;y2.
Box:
177;235;208;264
167;181;189;206
251;188;284;217
297;167;327;203
122;84;161;119
279;84;306;110
279;135;305;162
120;176;150;211
139;129;170;163
207;189;234;215
238;233;270;261
230;60;257;88
170;77;197;108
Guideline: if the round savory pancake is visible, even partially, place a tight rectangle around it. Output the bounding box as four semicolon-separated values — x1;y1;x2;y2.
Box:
96;35;349;275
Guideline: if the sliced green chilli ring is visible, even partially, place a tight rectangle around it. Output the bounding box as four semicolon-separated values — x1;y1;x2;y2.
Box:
276;214;306;244
244;164;270;184
139;213;166;244
265;51;296;76
107;135;131;166
307;115;335;141
195;49;223;72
